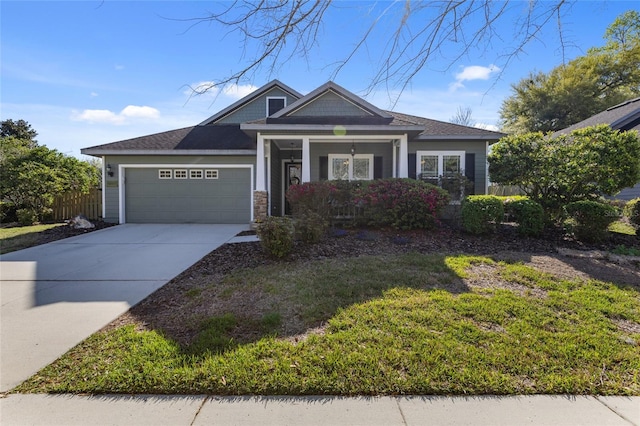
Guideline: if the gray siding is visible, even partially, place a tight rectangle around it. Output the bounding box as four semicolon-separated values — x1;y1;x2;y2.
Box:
216;88;298;124
310;142;393;181
409;140;488;195
103;155;255;223
292;91;371;117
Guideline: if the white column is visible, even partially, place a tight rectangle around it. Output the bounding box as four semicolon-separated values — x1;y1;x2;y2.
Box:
398;134;409;178
302;137;311;183
256;133;266;191
392;141;398;178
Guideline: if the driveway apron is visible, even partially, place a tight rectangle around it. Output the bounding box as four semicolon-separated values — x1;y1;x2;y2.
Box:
0;224;247;392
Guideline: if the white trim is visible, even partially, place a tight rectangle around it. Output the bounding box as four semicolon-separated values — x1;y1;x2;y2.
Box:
205;169;219;179
281;159;302;215
118;164;254;224
174;169;188;179
256;133;266;191
101;156;106;220
266;96;287;116
158;169;172;179
302;137;311;183
189;169;203;179
82;149;256;156
485;141;489;195
399;134;408;178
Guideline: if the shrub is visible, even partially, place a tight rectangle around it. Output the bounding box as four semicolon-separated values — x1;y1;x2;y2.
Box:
565;200;619;243
504;198;545;236
356;178;450;230
294;211;328;244
624;198;640;233
256;216;295;258
286;181;362;221
461;195;504;234
16;208;38;226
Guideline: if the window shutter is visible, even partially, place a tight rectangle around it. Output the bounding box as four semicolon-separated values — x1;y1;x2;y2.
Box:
465;153;475;182
374;157;383;179
408;153;417;179
465;153;476;195
319;156;328;180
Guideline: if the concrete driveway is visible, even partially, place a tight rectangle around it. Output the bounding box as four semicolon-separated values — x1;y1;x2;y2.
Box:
0;224;249;392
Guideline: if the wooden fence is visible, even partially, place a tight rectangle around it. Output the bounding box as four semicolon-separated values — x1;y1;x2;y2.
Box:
52;188;102;221
488;185;524;196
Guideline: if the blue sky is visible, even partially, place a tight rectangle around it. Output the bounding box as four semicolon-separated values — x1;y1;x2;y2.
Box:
1;1;635;158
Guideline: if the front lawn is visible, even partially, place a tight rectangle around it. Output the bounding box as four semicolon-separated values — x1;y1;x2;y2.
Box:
16;253;640;396
0;223;64;254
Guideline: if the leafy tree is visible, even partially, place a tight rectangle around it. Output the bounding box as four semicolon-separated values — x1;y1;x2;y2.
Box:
186;1;571;103
0;119;38;144
500;10;640;134
0;120;100;221
488;125;640;220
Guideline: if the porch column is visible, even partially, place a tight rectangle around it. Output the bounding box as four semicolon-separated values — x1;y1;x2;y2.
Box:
392;141;398;178
398;134;409;178
256;133;266;191
254;133;268;222
302;137;311;183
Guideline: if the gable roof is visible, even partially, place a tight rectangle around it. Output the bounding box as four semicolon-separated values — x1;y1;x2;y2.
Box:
267;81;394;125
199;80;303;125
81;125;254;156
557;97;640;134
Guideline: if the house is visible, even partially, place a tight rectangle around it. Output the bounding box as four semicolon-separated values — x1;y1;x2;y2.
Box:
556;97;640;200
82;81;504;224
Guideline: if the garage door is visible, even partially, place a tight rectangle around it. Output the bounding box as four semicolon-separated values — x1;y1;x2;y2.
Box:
125;167;251;223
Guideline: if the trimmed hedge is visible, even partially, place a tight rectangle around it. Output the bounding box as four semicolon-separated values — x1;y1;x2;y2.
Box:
504;198;545;236
624;198;640;234
461;195;504;234
565;200;619;243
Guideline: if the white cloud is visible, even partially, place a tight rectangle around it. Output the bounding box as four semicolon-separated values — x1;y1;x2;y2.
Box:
450;64;500;91
474;123;500;132
90;92;99;98
223;83;258;99
115;64;125;71
71;105;160;125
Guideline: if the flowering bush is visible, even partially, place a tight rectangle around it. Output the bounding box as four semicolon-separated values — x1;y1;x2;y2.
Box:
356;179;450;230
286;181;363;220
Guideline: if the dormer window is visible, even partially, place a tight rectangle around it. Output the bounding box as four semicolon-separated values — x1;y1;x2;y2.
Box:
267;97;286;116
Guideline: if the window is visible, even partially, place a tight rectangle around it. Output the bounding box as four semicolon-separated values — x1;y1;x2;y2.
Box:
158;169;172;179
417;151;466;201
190;169;203;179
205;169;219;179
174;169;187;179
267;97;286;116
328;154;374;181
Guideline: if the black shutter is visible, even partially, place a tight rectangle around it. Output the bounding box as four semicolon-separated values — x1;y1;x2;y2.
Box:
374;157;383;179
465;153;475;182
465;153;476;195
319;156;328;180
408;153;416;179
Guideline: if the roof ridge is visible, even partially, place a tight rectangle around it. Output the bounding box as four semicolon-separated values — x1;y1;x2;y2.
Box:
606;97;640;111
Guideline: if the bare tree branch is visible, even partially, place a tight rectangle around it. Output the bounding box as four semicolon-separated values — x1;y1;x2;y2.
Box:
176;0;573;103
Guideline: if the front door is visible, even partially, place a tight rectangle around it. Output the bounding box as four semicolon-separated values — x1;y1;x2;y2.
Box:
284;162;302;215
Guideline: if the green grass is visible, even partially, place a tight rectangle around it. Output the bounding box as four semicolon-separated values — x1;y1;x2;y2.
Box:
15;254;640;396
609;220;637;236
0;223;64;254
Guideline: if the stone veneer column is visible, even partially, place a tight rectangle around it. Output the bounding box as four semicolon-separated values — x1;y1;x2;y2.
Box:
253;190;268;223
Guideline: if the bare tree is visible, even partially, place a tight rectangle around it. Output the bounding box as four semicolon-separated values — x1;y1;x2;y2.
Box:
183;0;571;104
450;106;475;126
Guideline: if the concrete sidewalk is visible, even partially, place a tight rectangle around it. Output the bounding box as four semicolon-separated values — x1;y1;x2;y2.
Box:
0;224;248;392
1;394;638;425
